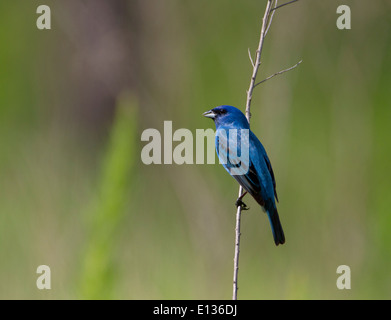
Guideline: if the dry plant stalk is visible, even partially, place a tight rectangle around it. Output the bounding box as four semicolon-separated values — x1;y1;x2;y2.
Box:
232;0;301;300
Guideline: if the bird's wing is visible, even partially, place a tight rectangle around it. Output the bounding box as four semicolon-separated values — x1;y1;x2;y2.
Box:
263;152;278;202
216;128;261;196
233;161;262;197
250;131;278;202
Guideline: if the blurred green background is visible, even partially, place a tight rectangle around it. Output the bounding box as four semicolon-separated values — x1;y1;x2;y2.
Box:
0;0;390;299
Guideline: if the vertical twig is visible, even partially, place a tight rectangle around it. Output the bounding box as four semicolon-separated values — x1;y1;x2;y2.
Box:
232;0;300;300
232;0;274;300
232;185;244;300
244;0;274;122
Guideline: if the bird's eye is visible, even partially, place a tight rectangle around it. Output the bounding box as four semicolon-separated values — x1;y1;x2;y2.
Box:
219;109;227;114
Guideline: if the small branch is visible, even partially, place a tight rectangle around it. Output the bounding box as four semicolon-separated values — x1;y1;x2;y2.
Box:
244;0;274;121
265;0;278;36
254;60;302;87
271;0;299;11
247;48;255;67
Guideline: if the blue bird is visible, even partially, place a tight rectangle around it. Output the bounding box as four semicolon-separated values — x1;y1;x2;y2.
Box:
203;105;285;246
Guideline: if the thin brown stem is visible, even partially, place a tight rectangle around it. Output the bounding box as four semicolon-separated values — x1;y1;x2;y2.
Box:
271;0;299;11
232;0;301;300
254;60;302;88
232;186;244;300
233;0;274;300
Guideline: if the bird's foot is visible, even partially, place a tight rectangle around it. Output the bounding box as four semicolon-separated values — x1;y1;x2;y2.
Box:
235;199;249;210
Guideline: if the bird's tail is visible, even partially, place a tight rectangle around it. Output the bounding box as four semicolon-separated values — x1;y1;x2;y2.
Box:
267;208;285;246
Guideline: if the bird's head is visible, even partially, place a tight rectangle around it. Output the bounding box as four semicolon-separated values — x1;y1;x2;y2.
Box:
203;105;249;129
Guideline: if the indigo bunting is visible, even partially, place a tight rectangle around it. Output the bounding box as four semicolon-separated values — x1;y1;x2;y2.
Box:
203;105;285;246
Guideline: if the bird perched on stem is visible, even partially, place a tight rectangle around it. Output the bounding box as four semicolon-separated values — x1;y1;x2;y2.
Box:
203;105;285;246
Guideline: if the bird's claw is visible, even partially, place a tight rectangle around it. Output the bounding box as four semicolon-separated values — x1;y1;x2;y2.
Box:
235;199;249;210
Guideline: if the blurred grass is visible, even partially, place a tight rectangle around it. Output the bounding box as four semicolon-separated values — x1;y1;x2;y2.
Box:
0;0;391;299
78;94;138;299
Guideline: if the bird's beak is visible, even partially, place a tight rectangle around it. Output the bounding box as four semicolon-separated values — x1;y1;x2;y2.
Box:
202;110;216;119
